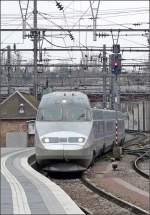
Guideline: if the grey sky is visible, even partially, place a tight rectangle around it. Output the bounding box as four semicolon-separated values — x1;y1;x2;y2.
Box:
1;1;149;68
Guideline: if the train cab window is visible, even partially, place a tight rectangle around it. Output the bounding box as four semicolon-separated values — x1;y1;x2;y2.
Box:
63;104;91;121
37;104;91;122
37;104;62;121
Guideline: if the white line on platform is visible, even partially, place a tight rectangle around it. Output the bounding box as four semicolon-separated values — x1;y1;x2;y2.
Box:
1;149;31;214
21;154;84;215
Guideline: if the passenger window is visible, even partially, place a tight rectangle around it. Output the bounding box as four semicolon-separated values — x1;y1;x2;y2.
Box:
93;110;103;120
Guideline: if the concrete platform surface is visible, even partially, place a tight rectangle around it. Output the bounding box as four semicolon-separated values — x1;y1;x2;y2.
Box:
1;147;84;215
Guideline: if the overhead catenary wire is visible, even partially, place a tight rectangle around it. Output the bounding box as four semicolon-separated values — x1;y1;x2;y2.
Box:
1;1;149;69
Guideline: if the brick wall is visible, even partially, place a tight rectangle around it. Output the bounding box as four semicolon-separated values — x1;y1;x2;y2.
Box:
0;120;34;147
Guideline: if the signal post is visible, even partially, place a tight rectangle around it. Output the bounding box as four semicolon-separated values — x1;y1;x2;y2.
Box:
110;44;122;160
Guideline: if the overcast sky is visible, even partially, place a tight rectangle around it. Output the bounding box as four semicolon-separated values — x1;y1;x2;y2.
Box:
1;1;149;68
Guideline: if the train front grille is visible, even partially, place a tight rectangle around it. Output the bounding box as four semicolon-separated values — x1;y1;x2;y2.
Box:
59;138;67;142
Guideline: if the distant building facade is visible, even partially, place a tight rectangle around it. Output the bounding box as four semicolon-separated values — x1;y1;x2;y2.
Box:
0;91;37;147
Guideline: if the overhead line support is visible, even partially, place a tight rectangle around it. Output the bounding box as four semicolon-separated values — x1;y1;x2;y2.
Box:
0;48;148;52
33;0;38;100
1;28;149;32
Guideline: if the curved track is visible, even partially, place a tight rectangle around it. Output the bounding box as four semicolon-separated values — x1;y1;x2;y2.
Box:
81;176;149;215
43;170;149;215
79;132;149;215
123;132;150;180
124;131;147;148
134;151;150;179
32;132;149;215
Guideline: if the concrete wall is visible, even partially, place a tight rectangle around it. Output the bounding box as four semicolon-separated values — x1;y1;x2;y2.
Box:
145;101;150;132
6;132;27;147
121;101;150;132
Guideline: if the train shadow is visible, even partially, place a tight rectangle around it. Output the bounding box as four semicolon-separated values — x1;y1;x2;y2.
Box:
46;171;83;179
30;159;83;179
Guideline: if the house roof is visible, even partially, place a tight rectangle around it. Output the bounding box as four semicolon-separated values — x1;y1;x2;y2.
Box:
18;91;38;110
0;91;38;110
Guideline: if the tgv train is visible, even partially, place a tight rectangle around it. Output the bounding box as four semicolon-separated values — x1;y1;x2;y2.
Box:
35;91;125;172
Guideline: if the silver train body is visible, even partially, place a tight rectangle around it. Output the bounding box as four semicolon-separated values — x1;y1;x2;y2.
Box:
35;91;125;172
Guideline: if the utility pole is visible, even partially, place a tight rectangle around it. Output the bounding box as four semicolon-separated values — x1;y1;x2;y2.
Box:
33;0;38;100
111;74;121;111
102;44;107;108
110;44;121;160
148;0;150;131
89;0;101;41
7;46;11;95
148;1;150;214
19;0;30;40
110;45;121;110
0;0;1;101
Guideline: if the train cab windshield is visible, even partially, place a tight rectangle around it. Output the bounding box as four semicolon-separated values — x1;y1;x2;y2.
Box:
37;103;92;122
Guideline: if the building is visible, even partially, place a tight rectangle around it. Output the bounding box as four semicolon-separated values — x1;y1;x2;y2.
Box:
0;91;37;147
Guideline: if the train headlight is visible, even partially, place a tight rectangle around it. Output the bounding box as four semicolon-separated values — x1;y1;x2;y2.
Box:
68;137;85;143
42;137;50;143
78;137;85;143
42;137;59;143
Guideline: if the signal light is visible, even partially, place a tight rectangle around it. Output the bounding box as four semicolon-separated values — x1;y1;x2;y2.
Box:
13;43;16;51
110;53;121;74
56;1;64;11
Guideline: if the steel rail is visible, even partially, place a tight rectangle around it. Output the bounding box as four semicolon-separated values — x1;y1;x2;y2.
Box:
81;176;149;215
134;152;149;179
123;132;147;149
29;151;149;215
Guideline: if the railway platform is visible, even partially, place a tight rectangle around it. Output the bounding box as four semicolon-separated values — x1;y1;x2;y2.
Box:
1;147;84;215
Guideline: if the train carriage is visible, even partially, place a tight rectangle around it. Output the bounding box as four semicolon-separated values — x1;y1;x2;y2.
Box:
35;91;125;172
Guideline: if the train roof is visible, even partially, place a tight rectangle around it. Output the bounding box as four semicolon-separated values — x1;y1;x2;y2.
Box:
39;91;90;107
92;108;125;119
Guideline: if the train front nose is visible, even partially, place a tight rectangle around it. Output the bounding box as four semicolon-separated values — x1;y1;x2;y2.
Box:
37;131;91;160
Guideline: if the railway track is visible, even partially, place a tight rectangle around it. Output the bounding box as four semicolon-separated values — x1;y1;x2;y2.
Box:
45;170;149;215
29;131;149;215
81;176;149;215
123;132;150;180
124;131;147;148
48;175;139;215
29;159;142;215
134;151;150;179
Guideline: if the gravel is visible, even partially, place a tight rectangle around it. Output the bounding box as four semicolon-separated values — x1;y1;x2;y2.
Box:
51;178;136;215
47;135;149;214
111;154;149;192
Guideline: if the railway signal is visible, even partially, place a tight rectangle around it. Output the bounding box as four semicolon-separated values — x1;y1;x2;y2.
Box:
110;53;122;74
113;44;120;54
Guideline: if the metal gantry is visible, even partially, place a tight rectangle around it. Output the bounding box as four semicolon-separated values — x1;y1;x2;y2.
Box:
0;0;149;103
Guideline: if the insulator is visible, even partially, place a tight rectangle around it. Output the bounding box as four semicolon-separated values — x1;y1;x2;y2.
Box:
13;43;16;51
